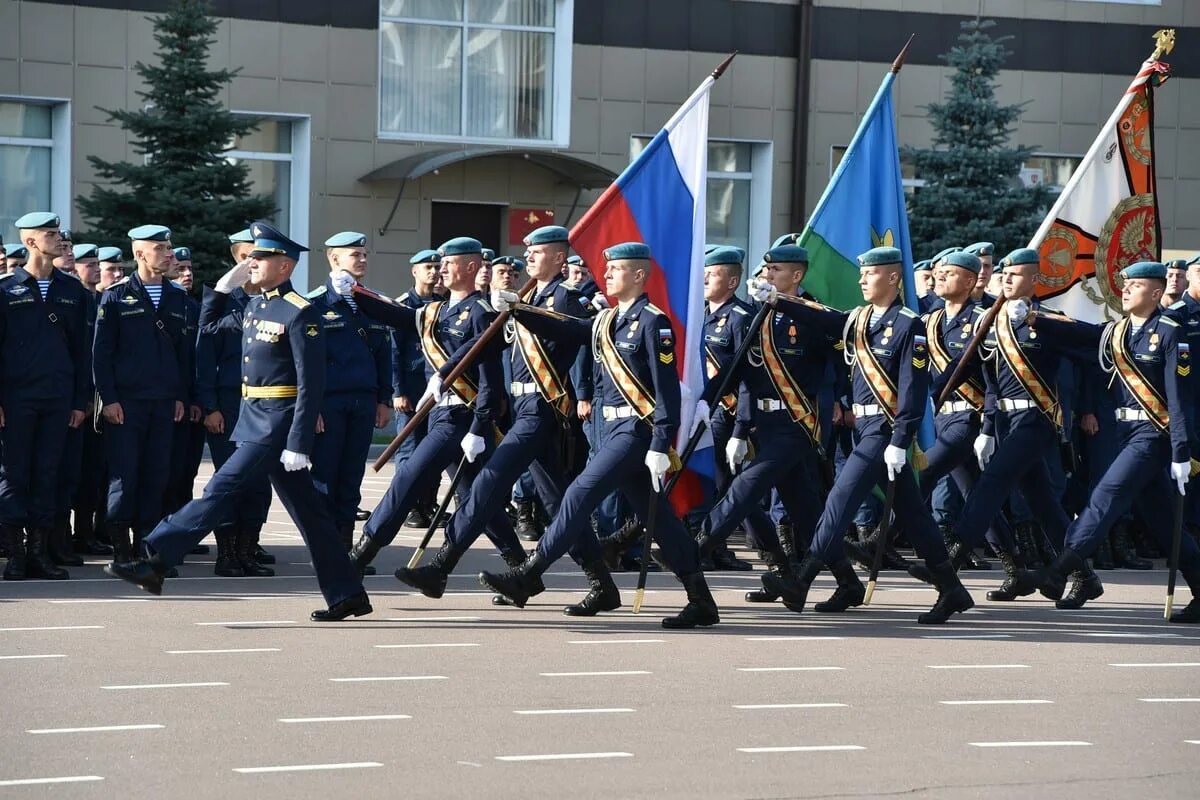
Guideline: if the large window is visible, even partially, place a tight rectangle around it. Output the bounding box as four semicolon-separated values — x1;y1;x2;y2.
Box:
0;99;70;235
379;0;573;146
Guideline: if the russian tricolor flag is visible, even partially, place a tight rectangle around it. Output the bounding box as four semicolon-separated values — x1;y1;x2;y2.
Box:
570;72;719;516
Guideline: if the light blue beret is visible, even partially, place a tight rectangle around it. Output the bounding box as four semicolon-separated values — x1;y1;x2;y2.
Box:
524;225;569;246
482;248;496;261
14;211;59;229
172;247;192;261
324;231;367;248
439;237;483;257
249;220;308;261
1188;255;1200;267
128;224;171;242
73;244;99;260
97;246;124;263
1120;261;1166;280
944;251;982;274
410;249;441;265
5;243;28;259
931;246;961;266
603;242;651;261
763;244;808;264
1165;258;1188;271
704;246;746;267
566;255;586;267
965;242;995;257
228;228;254;244
914;259;933;273
59;229;73;241
492;256;525;270
858;246;903;267
1000;248;1040;270
771;233;802;249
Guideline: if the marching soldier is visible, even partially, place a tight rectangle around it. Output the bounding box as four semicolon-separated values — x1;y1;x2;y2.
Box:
92;225;190;564
965;242;998;307
0;212;90;580
309;232;392;555
753;246;972;624
914;259;937;313
106;222;371;621
395;225;617;614
484;241;721;629
1014;261;1200;621
1166;255;1200;541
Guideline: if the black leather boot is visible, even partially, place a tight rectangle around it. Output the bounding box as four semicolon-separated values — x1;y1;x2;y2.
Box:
1056;568;1104;609
1170;567;1200;623
1013;547;1086;601
2;525;27;580
213;527;244;577
26;529;69;580
987;551;1035;601
49;518;83;567
600;518;643;571
405;503;432;529
108;525;133;566
1111;521;1152;569
564;560;621;616
104;553;167;595
661;572;719;629
917;561;974;624
339;522;373;575
813;559;865;612
845;525;910;571
395;541;463;599
515;500;542;542
349;533;382;575
73;516;113;556
762;555;823;614
311;591;372;621
746;547;790;603
479;552;549;608
711;542;753;571
1013;522;1043;568
237;527;275;577
1091;534;1115;570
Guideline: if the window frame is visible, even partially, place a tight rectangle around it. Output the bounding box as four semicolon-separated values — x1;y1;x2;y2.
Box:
0;95;72;231
377;0;573;147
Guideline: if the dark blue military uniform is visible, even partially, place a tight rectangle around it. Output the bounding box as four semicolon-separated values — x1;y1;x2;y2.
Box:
391;289;441;468
145;279;364;607
1166;292;1200;530
307;279;391;530
93;272;191;545
165;290;205;515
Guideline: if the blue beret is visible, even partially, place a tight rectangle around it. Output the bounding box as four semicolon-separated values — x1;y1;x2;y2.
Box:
249;220;308;261
914;259;932;273
97;246;124;263
1188;255;1200;267
1120;260;1167;280
763;244;808;264
566;255;586;267
931;246;961;266
59;229;73;241
943;251;982;274
73;244;99;260
410;249;441;265
603;242;651;261
324;231;367;248
524;225;569;246
439;237;483;257
492;256;525;270
481;248;496;261
858;246;903;267
999;248;1039;270
1165;258;1188;271
704;246;745;267
14;211;59;230
771;233;802;249
172;247;192;261
5;243;28;259
228;228;254;244
128;224;171;242
964;242;995;257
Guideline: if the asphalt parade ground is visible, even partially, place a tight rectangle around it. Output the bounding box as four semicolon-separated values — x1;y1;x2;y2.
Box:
2;464;1199;799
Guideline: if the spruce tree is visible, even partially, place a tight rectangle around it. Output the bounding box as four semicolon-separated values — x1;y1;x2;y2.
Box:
76;0;274;286
904;18;1050;258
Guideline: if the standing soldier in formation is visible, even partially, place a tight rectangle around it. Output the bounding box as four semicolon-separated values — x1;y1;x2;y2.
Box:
163;247;206;523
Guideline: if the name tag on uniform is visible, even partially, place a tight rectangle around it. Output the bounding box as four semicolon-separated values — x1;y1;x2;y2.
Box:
324;322;346;330
1134;353;1162;363
120;307;146;316
779;347;801;356
168;311;185;320
1021;341;1042;350
445;327;466;339
704;334;729;345
870;347;893;357
54;297;78;305
616;340;638;352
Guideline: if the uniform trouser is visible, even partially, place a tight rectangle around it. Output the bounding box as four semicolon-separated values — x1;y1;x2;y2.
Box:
535;418;700;576
394;409;437;509
145;440;363;606
165;419;206;516
1065;429;1200;568
583;405;630;536
73;423;105;537
952;410;1070;552
709;408;737;500
919;412;1016;555
103;398;175;531
311;391;376;526
0;396;71;530
705;410;822;552
808;420;949;568
206;391;271;531
364;407;521;557
832;424;881;529
447;401;600;564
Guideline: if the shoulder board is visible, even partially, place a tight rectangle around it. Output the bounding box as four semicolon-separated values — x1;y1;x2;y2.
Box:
169;280;185;290
110;277;130;287
1169;300;1186;310
1159;315;1180;328
971;306;986;316
397;292;410;302
731;305;749;316
644;302;666;317
0;274;12;283
477;298;494;313
306;286;328;300
284;291;310;310
898;307;918;319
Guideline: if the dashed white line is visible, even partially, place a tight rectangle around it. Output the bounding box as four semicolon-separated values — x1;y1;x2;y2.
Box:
744;636;845;642
922;634;1013;640
539;671;651;677
278;715;411;724
737;745;864;754
513;708;635;716
373;643;480;649
927;664;1030;670
737;667;845;672
734;703;847;710
167;648;281;655
0;654;66;661
1186;740;1200;745
382;617;482;623
48;598;147;604
329;676;447;683
495;752;632;762
195;620;296;626
940;700;1054;706
102;682;229;690
0;776;104;787
969;741;1091;748
1072;632;1180;639
1111;662;1200;668
233;762;383;774
0;625;103;632
567;639;665;645
1139;698;1200;703
28;724;164;734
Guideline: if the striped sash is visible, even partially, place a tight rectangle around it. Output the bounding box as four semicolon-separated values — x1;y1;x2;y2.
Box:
853;308;899;422
514;287;572;417
419;302;477;404
593;307;656;420
1110;317;1169;433
704;347;737;413
995;312;1061;428
760;312;820;442
926;309;984;411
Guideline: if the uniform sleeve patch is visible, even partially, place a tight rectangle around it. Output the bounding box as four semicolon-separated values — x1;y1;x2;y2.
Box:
305;324;319;338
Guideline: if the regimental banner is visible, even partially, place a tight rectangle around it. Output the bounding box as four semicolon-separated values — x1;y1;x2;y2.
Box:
1030;31;1174;323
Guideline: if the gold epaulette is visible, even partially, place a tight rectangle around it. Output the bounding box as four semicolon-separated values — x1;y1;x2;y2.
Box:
284;291;310;309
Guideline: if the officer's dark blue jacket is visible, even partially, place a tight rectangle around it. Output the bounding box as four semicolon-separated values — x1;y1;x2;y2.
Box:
924;300;986;418
567;278;601;403
390;290;440;402
0;267;90;408
699;296;755;413
93;273;190;407
196;286;251;413
307;280;391;404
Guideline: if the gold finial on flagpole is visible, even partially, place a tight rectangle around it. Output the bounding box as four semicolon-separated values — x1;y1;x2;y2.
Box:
1151;29;1176;61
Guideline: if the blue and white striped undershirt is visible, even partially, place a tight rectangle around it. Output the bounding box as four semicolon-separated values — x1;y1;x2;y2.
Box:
144;283;163;308
36;279;51;300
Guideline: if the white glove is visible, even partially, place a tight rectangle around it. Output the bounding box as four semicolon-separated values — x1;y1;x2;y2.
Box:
726;437;749;472
1171;461;1189;496
690;399;711;436
748;278;777;304
331;269;356;296
417;374;444;406
644;450;671;493
590;294;610;311
1006;298;1031;322
883;444;906;481
973;434;996;470
491;289;518;312
280;449;310;472
215;259;253;294
461;432;486;463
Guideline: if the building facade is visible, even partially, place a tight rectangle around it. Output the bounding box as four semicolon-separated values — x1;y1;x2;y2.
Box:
1;0;1196;295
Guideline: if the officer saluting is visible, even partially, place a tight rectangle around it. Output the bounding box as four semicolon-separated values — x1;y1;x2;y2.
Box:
106;222;371;622
1014;261;1200;621
753;246;972;624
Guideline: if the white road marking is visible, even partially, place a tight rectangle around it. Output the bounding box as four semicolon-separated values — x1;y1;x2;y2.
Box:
1111;662;1200;668
1072;632;1180;639
737;745;864;754
744;636;845;641
567;639;665;645
733;703;847;710
0;776;104;786
233;762;383;774
495;752;632;762
0;625;103;632
513;708;634;716
28;724;164;734
373;643;480;649
939;700;1054;706
1186;740;1200;745
0;654;66;661
329;676;447;683
969;741;1091;748
102;682;229;690
278;715;411;724
1139;698;1200;703
737;667;844;672
922;634;1013;639
167;648;281;655
195;620;296;626
927;664;1030;670
382;616;482;622
48;598;148;604
539;671;651;677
